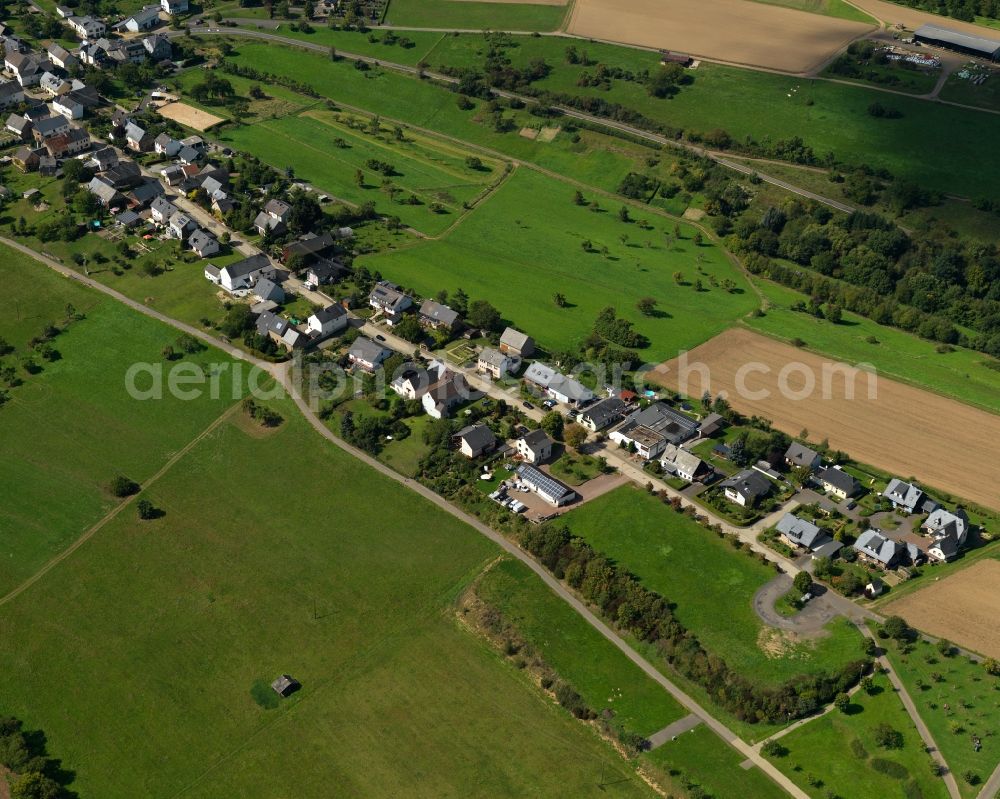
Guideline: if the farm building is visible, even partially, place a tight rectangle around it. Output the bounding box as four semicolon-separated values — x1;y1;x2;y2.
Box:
271;674;300;697
913;25;1000;60
515;464;576;507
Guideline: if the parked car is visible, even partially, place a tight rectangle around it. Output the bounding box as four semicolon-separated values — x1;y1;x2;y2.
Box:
375;334;386;342
542;399;556;409
522;401;534;410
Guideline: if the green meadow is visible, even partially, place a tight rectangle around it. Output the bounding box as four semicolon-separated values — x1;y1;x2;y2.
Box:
746;279;1000;414
361;167;754;358
560;487;865;687
384;0;569;30
765;672;950;799
750;0;877;21
0;248;242;595
0;401;656;798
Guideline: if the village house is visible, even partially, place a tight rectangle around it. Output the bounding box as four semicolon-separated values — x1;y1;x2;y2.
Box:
784;442;821;472
922;507;970;562
254;197;291;235
392;365;439;401
205;254;275;294
149;196;178;224
87;176;124;207
255;310;302;351
66;15;106;39
284;232;335;265
252;276;285;304
516;428;553;465
515;464;576;507
883;478;936;514
125;122;154;152
188;229;219;258
418;299;459;331
348;337;391;372
454;424;496;459
578;396;625;432
609;402;698;459
5;113;31;138
167;211;196;240
421;370;471;419
88;147;118;172
5;52;53;87
697;412;726;438
154;133;181;157
659;443;709;484
46;44;77;71
720;469;773;508
12;146;41;172
476;347;519;380
177;145;201;165
161;0;189;13
39;72;69;97
853;530;901;569
523;362;594;407
499;327;535;358
104;160;142;189
368;281;413;326
816;466;862;500
305;304;348;339
51;95;84;120
31;115;70;142
143;34;172;61
114;5;162;33
775;512;835;554
43;126;89;158
305;259;349;287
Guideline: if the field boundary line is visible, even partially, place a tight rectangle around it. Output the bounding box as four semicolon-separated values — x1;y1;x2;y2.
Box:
0;402;241;609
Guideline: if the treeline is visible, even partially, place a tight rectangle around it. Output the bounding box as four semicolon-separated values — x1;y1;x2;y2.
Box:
520;523;869;724
731;205;1000;356
217;60;320;98
0;715;77;798
889;0;1000;21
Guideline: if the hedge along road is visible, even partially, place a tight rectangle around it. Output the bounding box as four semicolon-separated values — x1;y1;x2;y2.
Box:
171;27;859;215
2;235;809;799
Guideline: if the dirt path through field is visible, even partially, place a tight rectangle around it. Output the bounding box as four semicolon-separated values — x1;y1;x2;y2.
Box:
884;560;1000;659
652;328;1000;511
567;0;875;73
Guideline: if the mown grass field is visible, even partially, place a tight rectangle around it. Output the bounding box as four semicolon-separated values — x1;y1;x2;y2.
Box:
878;633;1000;796
362;167;754;358
218;108;504;235
746;279;1000;414
0;400;657;798
765;672;950;799
560;487;865;687
750;0;877;22
267;25;446;66
384;0;569;30
643;725;788;799
475;557;687;737
0;248;241;596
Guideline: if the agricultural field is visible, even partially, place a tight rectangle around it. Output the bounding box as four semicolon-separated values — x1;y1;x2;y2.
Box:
559;487;865;688
0;399;657;798
264;26;447;66
750;0;877;21
474;557;687;737
654;327;1000;512
746;279;1000;415
764;671;950;799
883;560;1000;660
384;0;569;30
0;248;242;596
566;0;874;73
361;167;755;359
218;108;506;235
877;628;1000;797
938;63;1000;113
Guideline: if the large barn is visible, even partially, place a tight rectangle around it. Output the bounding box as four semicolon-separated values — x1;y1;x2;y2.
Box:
913;24;1000;60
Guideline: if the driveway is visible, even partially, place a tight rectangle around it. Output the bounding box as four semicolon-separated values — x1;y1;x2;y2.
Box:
752;571;842;635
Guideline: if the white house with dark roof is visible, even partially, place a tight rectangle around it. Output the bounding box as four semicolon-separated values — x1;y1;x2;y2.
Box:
418;299;459;330
252;276;285;304
0;82;25;110
369;281;413;325
188;228;219;258
784;442;821;471
209;254;274;294
161;0;189;13
454;424;495;458
477;347;518;380
883;478;935;514
306;304;348;338
659;443;708;484
853;530;901;569
922;507;970;563
523;362;594;407
149;196;177;224
578;396;625;432
348;337;391;372
816;466;862;500
775;512;832;552
609;402;698;459
516;428;553;464
167;211;195;240
721;469;773;508
421;370;471;419
114;4;161;32
66;15;106;39
46;44;77;70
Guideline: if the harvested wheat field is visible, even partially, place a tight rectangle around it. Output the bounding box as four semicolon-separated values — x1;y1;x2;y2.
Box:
652;328;1000;510
157;102;225;131
566;0;875;73
884;560;1000;658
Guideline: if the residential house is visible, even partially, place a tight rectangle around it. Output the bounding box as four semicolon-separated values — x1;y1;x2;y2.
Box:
283;231;335;265
88;147;118;172
31;115;70;142
608;402;698;459
698;412;726;438
720;469;773;508
114;5;162;32
391;366;436;400
253;197;291;236
816;466;862;500
143;34;172;61
477;347;519;380
51;95;84;120
515;464;576;507
167;211;195;239
922;507;970;563
853;530;901;569
154;133;181;157
252;276;285;304
775;513;833;553
208;254;275;294
68;85;100;112
578;397;625;432
305;304;348;338
659;443;708;483
523;362;594;407
46;44;78;71
115;209;141;228
305;259;349;286
12;146;40;172
177;145;201;165
66;15;106;39
162;0;189;14
38;155;57;176
5;52;52;87
418;299;459;331
87;176;124;207
104;160;142;189
784;442;821;472
348;337;391;372
124;122;153;152
39;71;70;96
499;327;535;358
188;229;219;258
883;478;936;514
421;370;470;419
516;428;553;464
368;281;413;326
5;114;32;139
55;6;74;17
128;179;164;208
454;424;495;458
43;126;89;158
255;310;302;351
149;196;178;224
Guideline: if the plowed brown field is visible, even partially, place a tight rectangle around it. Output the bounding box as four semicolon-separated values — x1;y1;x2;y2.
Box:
653;328;1000;510
884;560;1000;658
566;0;875;73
